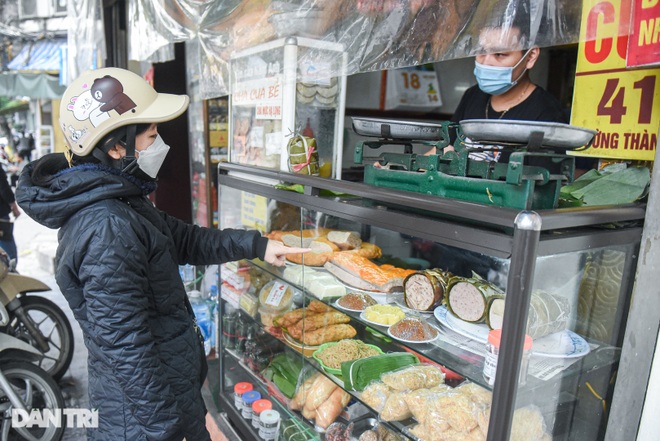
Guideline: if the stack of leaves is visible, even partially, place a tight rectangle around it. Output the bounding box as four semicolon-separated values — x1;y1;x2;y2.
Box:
262;353;303;398
559;164;650;207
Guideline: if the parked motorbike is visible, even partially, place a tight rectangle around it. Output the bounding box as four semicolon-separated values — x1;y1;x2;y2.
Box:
0;257;73;381
1;264;64;441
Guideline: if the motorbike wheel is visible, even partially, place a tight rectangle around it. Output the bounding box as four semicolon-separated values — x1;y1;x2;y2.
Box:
6;296;74;381
1;361;65;441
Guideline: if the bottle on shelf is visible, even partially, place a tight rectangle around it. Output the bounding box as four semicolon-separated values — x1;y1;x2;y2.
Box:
188;289;212;356
207;284;219;353
179;264;196;291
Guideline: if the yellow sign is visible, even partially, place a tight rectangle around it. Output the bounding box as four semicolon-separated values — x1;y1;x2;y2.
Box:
571;0;659;161
240;192;268;232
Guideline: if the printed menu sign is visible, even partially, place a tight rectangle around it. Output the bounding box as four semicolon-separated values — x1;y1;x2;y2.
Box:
571;0;659;161
627;0;660;67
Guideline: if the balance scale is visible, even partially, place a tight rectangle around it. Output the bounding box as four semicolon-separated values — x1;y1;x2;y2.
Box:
352;118;596;210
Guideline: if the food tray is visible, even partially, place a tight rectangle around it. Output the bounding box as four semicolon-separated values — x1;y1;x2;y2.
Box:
282;331;320;357
312;342;384;375
459;119;597;149
352;117;448;140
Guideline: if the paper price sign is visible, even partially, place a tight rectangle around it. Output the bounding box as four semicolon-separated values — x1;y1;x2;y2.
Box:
627;0;660;67
571;0;659;161
240;192;268;232
385;68;442;110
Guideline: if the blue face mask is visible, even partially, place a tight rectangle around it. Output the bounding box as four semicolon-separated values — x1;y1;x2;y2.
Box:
474;49;531;95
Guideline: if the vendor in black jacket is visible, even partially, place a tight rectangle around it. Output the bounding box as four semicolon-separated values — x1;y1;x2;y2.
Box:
16;67;308;441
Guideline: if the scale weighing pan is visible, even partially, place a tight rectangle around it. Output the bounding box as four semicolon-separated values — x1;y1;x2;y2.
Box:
352;117;447;141
459;119;597;149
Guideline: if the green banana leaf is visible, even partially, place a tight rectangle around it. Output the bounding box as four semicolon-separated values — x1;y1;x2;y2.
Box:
559;166;650;207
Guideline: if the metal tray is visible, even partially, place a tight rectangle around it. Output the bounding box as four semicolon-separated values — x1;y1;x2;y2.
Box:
352;117;447;140
459;119;597;149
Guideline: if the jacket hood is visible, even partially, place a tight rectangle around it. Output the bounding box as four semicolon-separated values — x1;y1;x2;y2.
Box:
16;161;157;229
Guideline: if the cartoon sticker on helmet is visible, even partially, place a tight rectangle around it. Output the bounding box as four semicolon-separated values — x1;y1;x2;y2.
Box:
91;75;137;115
67;125;87;142
68;89;110;127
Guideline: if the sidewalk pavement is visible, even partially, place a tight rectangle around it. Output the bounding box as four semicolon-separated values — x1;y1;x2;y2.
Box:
14;212;89;441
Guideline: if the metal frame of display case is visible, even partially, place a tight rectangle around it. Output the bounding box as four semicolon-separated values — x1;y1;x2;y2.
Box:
216;162;645;441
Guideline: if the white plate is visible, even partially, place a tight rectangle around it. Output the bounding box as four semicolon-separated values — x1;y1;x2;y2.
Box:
388;324;440;344
359;311;398;328
434;306;590;358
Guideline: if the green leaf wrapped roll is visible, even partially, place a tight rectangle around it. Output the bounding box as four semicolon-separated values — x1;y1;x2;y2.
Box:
446;273;502;323
403;269;451;312
287;134;319;175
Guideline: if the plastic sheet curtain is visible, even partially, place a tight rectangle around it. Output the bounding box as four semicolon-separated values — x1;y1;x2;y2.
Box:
66;0;106;85
128;0;585;99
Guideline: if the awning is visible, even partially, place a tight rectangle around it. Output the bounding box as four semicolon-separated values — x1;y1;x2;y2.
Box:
0;72;65;99
1;38;67;99
8;39;66;73
0;99;29;116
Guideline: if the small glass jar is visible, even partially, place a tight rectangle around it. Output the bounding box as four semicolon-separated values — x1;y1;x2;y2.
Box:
233;382;253;410
483;329;533;387
241;390;261;420
222;313;237;349
251;399;272;428
258;409;280;441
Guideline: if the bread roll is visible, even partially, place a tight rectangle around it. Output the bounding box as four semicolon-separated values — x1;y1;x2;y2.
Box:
327;231;362;250
282;234;315;248
310;237;340;253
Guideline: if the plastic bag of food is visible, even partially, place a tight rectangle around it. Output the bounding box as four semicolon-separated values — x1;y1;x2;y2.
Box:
404;384;453;424
359;381;392;412
380;391;412;421
429;393;479;432
415;383;488;437
262;353;303;399
454;382;492;407
302;375;337;419
510;405;549;441
408;424;431;441
380;363;445;391
289;365;322;411
287;134;319;175
315;387;351;429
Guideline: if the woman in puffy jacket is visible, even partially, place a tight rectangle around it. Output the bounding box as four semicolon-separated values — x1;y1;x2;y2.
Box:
16;67;307;441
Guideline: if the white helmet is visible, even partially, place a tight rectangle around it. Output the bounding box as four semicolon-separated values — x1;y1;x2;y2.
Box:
59;67;189;157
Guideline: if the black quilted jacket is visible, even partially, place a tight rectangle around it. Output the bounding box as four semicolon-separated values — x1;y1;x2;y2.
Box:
16;161;267;441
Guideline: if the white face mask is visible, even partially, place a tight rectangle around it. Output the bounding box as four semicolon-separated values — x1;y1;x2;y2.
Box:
136;134;170;178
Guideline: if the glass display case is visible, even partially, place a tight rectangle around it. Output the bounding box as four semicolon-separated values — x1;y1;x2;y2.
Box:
229;37;347;179
216;162;645;441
